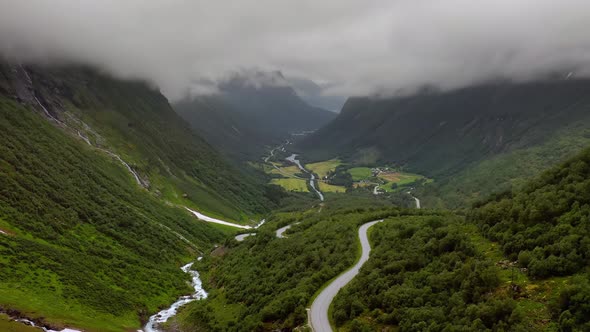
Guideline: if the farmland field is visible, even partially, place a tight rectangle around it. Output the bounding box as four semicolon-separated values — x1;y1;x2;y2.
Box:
269;164;305;178
348;167;372;181
379;172;424;191
318;181;347;193
306;159;342;178
270;178;309;192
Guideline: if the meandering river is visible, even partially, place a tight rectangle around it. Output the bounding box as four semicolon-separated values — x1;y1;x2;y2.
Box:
286;154;324;201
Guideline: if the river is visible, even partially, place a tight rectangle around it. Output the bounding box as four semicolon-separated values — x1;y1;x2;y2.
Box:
286;154;324;201
143;261;207;332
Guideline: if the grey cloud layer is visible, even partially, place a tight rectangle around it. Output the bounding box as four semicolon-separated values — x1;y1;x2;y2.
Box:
1;0;590;100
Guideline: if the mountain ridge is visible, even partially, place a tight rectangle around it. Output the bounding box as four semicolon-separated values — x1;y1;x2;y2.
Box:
175;71;337;161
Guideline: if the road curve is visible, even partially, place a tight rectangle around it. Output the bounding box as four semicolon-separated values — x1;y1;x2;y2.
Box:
406;192;421;209
310;219;383;332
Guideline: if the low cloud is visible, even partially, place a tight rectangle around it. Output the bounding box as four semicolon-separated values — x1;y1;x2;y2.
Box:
1;0;590;100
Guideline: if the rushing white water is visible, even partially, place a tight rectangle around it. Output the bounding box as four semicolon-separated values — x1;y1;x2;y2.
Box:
101;150;143;186
285;154;324;201
144;262;207;332
285;154;304;170
14;318;82;332
77;131;92;146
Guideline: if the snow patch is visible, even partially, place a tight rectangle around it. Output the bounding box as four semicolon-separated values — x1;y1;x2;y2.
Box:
185;208;251;229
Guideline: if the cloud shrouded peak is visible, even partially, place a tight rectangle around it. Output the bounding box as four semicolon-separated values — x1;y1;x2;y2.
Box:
1;0;590;100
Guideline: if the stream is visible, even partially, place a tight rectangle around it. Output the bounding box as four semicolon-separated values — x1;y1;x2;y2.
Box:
143;261;207;332
12;318;82;332
286;154;324;201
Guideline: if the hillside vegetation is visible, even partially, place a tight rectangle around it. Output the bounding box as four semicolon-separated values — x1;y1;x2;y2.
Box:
0;97;225;331
1;63;274;222
333;216;524;332
321;147;590;331
172;197;402;331
299;80;590;207
467;148;590;331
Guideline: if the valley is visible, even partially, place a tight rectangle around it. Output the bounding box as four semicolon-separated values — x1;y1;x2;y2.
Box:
2;27;590;332
310;219;383;332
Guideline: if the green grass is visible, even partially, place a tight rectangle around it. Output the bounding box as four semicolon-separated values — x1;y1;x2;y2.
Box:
0;285;139;332
270;178;310;192
306;159;343;179
269;164;305;178
318;182;346;193
348;167;372;181
379;172;427;192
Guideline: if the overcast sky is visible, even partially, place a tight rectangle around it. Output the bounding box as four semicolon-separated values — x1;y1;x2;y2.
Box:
1;0;590;100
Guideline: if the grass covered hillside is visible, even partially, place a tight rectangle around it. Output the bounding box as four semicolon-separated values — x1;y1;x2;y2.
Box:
0;63;275;222
417;122;590;208
0;97;226;331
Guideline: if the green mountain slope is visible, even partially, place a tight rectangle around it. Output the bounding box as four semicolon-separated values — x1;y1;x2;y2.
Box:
174;95;271;161
468;147;590;331
0;96;225;331
174;71;336;161
1;64;274;221
300;80;590;207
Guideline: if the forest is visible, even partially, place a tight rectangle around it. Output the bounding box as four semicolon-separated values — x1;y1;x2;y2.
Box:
171;197;406;331
332;216;522;331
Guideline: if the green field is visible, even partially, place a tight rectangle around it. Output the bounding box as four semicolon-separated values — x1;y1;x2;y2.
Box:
378;171;427;191
318;181;346;193
269;164;304;178
348;166;429;191
306;159;342;179
348;167;372;181
270;178;309;192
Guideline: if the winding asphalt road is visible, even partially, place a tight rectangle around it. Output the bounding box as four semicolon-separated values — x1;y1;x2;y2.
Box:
407;192;421;209
310;219;383;332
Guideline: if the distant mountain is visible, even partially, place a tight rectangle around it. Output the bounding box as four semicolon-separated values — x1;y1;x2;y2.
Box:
174;71;337;160
286;76;346;112
299;79;590;206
